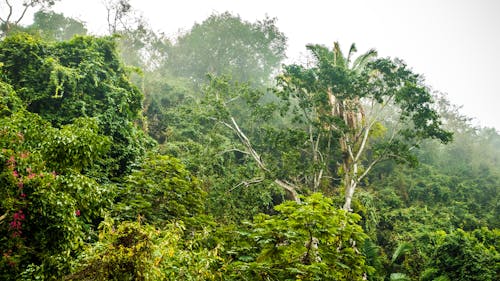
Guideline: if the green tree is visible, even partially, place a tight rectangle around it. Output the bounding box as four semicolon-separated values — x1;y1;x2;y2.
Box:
66;218;223;281
165;12;287;86
26;10;87;41
226;193;370;280
142;75;286;221
0;82;112;280
113;154;206;225
116;22;170;71
141;76;193;143
277;42;452;210
421;229;499;281
0;33;152;177
202;75;309;202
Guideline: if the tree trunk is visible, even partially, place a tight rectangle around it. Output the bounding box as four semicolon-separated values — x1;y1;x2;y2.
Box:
342;162;358;211
275;179;300;203
328;89;367;212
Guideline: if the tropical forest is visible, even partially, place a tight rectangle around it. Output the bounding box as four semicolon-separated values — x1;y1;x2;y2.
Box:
0;1;498;280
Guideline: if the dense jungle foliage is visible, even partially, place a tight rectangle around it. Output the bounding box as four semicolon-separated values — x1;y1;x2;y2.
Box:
0;3;498;280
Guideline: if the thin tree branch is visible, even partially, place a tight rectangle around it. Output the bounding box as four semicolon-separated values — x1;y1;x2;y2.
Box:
2;0;14;23
274;179;300;202
356;157;381;184
228;116;300;202
354;124;372;162
230;116;267;171
228;177;265;192
218;148;251;156
13;1;31;25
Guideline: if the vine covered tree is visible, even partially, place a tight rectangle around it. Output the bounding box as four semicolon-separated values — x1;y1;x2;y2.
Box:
0;81;112;279
0;33;152;177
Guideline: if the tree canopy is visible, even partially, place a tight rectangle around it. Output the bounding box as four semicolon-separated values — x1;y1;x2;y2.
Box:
164;12;287;86
0;33;152;177
277;43;452;210
0;6;497;281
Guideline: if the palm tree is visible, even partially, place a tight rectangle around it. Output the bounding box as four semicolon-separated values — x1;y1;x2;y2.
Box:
279;42;450;211
306;42;378;211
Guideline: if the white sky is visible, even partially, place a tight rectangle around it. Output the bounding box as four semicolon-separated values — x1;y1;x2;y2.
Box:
15;0;500;129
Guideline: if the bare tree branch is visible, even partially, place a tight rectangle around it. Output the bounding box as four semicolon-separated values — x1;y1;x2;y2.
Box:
212;98;301;202
13;1;30;25
228;177;265;192
3;0;14;23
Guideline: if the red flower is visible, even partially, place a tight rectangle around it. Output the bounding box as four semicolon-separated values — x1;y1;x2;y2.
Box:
7;156;15;164
12;170;18;178
7;156;16;170
10;210;25;237
75;210;81;217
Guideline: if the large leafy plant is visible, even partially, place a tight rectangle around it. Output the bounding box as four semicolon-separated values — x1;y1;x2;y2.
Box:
0;82;112;280
226;193;371;280
0;33;152;177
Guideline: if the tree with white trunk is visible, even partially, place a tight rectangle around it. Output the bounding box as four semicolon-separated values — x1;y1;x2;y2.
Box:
277;42;452;211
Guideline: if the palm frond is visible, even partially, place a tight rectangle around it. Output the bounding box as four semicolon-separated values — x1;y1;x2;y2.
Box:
352;48;378;72
346;43;357;67
391;242;412;264
306;44;332;64
362;239;383;269
333;41;347;67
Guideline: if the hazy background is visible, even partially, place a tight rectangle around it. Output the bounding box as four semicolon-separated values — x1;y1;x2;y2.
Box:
25;0;500;129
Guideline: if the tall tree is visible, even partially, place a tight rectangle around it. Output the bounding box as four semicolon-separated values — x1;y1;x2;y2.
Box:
116;21;170;71
27;10;87;41
165;12;287;87
203;75;303;202
103;0;134;34
278;43;452;210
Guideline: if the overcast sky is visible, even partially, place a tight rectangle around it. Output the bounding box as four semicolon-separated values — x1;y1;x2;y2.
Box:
24;0;500;129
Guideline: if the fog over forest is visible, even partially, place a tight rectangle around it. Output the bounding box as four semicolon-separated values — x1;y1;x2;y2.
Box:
50;0;500;131
0;1;498;280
